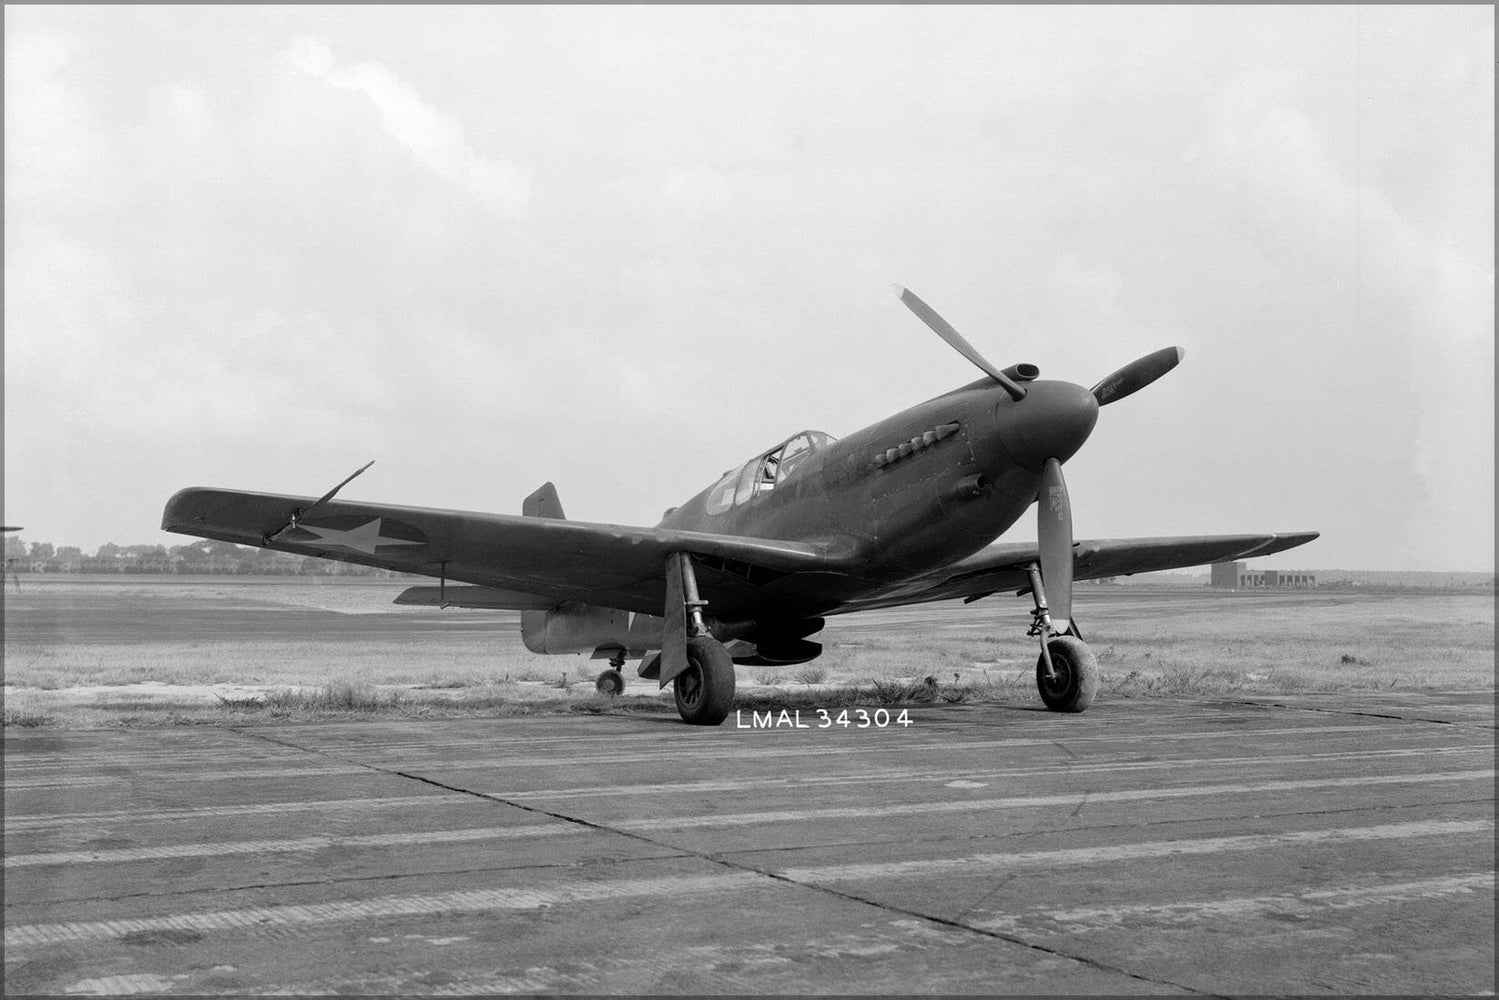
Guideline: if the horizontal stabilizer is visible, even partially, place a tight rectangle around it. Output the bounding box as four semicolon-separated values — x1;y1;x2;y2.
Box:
394;585;558;611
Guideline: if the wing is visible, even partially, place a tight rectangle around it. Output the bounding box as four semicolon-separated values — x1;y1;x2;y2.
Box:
162;488;864;616
830;531;1320;613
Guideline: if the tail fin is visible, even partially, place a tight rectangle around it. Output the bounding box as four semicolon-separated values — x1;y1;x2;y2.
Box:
523;482;565;519
522;482;565;651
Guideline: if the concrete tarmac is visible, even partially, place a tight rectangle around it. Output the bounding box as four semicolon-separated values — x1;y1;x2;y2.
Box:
5;690;1494;995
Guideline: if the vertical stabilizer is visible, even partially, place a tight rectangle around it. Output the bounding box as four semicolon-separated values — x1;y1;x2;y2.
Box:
523;482;565;520
522;482;565;650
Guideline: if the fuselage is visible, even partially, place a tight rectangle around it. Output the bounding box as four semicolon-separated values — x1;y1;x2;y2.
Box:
530;373;1102;650
659;376;1100;588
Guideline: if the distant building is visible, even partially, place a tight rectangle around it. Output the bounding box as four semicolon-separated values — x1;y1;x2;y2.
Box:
1210;561;1315;589
1210;562;1239;588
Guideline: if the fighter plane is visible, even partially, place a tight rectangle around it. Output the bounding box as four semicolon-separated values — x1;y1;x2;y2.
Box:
162;287;1316;725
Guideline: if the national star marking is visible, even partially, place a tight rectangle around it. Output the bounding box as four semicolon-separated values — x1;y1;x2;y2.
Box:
298;519;424;556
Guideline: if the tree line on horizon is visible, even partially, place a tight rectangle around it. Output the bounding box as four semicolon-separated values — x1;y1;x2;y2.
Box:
2;535;395;577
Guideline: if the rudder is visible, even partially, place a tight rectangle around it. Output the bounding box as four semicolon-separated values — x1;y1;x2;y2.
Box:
522;482;568;651
523;482;565;520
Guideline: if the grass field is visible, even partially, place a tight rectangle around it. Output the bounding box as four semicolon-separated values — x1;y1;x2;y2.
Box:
2;575;1492;727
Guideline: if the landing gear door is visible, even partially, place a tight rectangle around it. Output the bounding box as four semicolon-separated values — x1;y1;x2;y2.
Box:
659;554;690;687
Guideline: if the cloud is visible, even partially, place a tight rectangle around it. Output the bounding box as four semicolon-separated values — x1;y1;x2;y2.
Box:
1189;64;1493;566
286;36;529;218
3;27;117;218
2;8;1488;567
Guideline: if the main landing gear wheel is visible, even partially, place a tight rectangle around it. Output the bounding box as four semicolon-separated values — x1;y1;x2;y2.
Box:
1036;635;1099;713
595;669;625;696
673;636;736;726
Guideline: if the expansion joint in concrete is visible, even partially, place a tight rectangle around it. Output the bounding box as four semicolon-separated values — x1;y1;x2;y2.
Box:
221;724;1213;995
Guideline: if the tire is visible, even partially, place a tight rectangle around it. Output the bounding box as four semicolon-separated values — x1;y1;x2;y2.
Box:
1035;635;1099;713
673;636;736;725
595;668;625;696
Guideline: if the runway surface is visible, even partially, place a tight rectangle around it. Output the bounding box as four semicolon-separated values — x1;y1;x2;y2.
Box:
5;690;1494;995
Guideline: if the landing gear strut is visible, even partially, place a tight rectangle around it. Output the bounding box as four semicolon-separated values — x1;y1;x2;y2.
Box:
663;552;735;725
1024;563;1097;713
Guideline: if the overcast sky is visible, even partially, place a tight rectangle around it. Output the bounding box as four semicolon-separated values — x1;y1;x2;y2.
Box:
5;6;1493;571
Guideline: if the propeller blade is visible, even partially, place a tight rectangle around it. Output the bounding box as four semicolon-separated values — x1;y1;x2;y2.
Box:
262;460;375;545
894;286;1027;401
1089;346;1184;406
1038;457;1073;631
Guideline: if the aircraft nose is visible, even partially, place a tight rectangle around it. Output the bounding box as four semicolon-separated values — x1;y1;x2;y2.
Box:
995;380;1100;472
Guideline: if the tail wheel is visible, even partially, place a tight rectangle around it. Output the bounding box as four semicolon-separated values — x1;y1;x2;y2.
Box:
1036;635;1099;713
674;636;736;725
595;669;625;696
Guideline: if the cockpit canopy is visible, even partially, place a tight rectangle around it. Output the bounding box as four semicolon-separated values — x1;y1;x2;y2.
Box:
704;430;837;515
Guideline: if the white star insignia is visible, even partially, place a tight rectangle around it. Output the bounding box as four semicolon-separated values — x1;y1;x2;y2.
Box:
298;519;424;556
